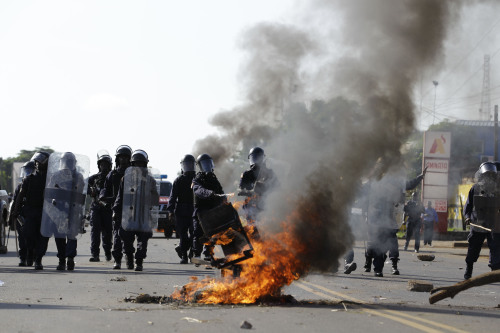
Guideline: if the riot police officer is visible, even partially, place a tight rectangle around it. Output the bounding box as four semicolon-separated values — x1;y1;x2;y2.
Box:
238;147;278;223
112;149;158;271
8;160;36;266
10;151;51;270
99;145;132;269
87;151;113;262
166;154;196;264
192;153;226;261
463;162;500;279
403;192;425;253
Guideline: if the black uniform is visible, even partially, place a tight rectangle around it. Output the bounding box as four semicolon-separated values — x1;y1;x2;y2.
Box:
88;171;113;260
238;163;278;222
192;171;225;258
9;183;30;264
166;171;195;260
10;170;50;267
99;168;126;262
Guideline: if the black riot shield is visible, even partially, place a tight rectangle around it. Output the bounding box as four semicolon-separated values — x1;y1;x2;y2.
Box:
474;195;500;232
122;167;159;232
41;152;90;239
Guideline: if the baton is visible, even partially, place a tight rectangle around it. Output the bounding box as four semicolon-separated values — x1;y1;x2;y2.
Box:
14;225;18;255
469;223;492;232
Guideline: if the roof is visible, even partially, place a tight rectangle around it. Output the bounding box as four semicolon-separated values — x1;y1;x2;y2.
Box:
454;120;497;127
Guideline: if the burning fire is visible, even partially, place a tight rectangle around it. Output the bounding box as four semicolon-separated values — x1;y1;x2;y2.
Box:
171;216;309;304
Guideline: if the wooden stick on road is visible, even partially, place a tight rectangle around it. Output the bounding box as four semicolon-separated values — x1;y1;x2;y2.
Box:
429;270;500;304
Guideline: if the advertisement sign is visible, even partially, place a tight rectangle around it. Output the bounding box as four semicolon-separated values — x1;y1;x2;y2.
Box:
424;132;451;158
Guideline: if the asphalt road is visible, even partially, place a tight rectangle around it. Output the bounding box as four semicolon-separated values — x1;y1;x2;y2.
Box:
0;231;499;333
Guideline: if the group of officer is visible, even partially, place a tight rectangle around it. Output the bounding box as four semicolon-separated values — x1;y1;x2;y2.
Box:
166;147;277;265
8;145;277;272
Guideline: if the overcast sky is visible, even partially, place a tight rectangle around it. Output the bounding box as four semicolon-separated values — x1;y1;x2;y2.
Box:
1;1;500;177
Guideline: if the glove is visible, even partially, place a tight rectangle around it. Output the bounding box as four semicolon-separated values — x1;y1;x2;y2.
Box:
168;212;174;223
465;217;471;225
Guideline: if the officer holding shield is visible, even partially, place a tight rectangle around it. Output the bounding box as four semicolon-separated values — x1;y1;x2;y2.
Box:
112;149;159;271
463;162;500;279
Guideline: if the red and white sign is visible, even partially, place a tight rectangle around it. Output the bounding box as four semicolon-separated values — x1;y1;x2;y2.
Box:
423;199;448;213
424;132;451;158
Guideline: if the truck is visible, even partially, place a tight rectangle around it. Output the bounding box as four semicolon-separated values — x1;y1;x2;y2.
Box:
154;174;175;238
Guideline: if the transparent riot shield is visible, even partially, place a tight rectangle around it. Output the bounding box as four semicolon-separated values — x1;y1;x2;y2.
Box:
122;167;159;232
41;152;90;239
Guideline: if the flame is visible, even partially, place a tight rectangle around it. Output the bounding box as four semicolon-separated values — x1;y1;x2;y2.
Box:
171;214;310;304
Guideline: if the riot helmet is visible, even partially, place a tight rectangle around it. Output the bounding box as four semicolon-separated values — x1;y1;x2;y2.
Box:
131;149;149;167
478;161;497;177
115;145;132;170
31;151;50;172
97;150;112;174
196;153;214;173
60;152;77;171
20;161;36;179
115;145;132;157
180;154;196;173
248;147;265;166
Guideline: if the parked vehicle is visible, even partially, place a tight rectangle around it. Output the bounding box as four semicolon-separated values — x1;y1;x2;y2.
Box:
154;175;175;238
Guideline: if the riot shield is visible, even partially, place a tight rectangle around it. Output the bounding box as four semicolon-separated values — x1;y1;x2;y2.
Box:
121;167;159;232
41;152;90;239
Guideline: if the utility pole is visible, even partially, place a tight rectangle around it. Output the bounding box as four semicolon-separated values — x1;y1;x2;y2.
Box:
432;80;438;124
480;55;491;120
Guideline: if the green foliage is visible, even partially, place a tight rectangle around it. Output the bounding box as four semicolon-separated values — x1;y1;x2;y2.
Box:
0;147;54;193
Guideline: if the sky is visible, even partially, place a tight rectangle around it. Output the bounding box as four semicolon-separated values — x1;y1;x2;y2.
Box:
1;0;500;177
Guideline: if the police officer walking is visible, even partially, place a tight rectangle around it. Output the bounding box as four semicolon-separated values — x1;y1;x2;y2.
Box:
166;154;196;264
192;154;226;261
8;160;36;266
9;151;51;270
463;162;500;279
112;149;158;271
238;147;278;223
87;151;113;262
99;145;132;269
403;192;425;253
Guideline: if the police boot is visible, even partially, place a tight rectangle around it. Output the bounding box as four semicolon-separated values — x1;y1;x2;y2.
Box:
26;256;34;267
67;257;75;271
105;251;112;262
126;255;134;270
113;259;121;269
391;258;400;275
174;246;183;259
364;257;372;273
34;258;43;270
180;255;188;264
343;261;357;274
56;258;66;271
134;259;143;271
89;255;100;262
464;263;473;280
18;258;27;267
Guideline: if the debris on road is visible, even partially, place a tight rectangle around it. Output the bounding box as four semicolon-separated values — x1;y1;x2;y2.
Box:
417;254;435;261
240;320;253;329
110;276;127;282
408;280;433;292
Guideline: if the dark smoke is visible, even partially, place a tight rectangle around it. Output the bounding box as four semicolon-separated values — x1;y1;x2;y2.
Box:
193;0;488;271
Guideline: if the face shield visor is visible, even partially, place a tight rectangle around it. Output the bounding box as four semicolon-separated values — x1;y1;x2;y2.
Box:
181;160;195;172
198;159;214;173
20;164;35;179
249;153;264;166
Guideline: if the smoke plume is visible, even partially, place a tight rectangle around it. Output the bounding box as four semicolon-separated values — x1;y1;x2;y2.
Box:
193;0;486;272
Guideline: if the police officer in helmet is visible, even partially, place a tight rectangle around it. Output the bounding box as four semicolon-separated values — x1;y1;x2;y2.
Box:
463;161;500;279
112;149;157;271
192;153;226;262
238;146;278;222
87;151;113;262
8;160;36;266
10;151;51;270
99;145;132;269
166;154;196;264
